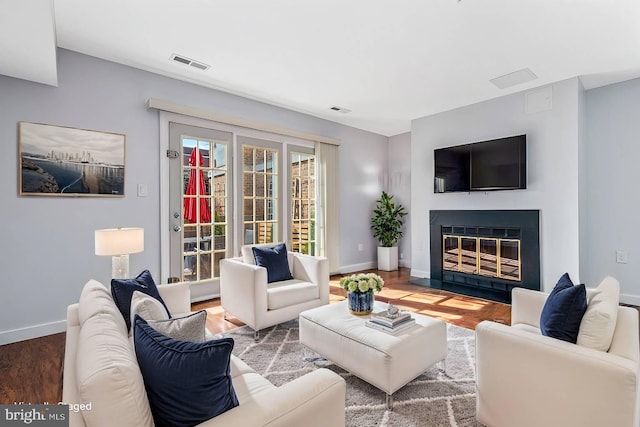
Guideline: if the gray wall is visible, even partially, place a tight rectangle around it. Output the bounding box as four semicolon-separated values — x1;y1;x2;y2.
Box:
5;47;637;343
409;75;640;303
578;80;588;286
410;78;583;292
584;78;640;303
387;132;411;267
0;49;387;344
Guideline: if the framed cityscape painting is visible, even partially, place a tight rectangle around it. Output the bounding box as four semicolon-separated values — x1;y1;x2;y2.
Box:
18;122;126;197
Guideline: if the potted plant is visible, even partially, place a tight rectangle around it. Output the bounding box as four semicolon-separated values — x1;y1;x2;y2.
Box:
339;273;384;315
370;191;407;271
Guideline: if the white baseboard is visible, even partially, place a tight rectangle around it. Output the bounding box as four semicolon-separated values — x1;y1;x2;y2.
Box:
339;261;413;274
339;262;377;274
410;269;430;278
0;320;66;346
620;293;640;307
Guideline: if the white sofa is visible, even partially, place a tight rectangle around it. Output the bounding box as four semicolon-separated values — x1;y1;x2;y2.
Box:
220;245;329;337
63;279;345;427
476;285;640;427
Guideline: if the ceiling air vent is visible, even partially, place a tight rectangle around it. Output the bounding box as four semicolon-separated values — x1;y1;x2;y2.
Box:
490;68;537;89
170;54;210;71
330;106;352;114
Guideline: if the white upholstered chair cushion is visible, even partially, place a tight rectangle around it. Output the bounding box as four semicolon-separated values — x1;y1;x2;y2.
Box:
267;279;320;310
577;276;620;351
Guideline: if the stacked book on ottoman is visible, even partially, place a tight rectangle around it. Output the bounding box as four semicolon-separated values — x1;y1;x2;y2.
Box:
366;309;416;335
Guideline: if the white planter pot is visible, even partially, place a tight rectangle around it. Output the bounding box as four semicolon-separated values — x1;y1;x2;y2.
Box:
377;246;399;271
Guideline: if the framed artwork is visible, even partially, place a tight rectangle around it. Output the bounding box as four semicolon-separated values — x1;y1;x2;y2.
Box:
19;122;126;197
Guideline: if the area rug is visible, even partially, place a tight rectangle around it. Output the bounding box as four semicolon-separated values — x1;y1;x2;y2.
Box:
223;320;482;427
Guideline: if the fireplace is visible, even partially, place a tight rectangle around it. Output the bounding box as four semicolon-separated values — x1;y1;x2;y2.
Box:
429;210;540;303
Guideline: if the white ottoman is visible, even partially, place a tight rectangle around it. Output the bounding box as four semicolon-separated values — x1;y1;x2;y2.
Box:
299;300;447;407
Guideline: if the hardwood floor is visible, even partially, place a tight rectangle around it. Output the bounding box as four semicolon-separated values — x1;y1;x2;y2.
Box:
0;268;510;406
0;332;65;405
193;268;511;332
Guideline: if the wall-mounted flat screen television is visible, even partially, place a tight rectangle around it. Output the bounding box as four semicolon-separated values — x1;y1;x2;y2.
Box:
434;135;526;193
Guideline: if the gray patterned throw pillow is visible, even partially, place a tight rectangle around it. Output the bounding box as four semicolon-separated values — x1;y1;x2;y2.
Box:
147;310;207;342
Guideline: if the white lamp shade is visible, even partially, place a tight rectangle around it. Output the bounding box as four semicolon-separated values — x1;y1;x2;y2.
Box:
95;227;144;256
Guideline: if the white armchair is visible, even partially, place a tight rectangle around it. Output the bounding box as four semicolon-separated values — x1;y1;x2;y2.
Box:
476;285;640;427
220;244;329;338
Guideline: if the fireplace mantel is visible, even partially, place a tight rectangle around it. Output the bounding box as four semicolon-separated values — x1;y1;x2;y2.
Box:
429;210;540;303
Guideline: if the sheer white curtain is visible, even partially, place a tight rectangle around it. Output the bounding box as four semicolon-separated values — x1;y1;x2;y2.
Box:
315;141;340;274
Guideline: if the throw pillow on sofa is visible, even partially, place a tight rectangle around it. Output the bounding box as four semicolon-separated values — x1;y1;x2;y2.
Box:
134;316;239;427
540;272;587;343
147;310;207;342
129;292;206;342
112;270;170;331
130;290;170;327
577;276;620;351
252;242;294;283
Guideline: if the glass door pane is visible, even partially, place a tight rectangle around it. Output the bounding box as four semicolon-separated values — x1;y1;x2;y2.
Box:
290;152;316;255
181;139;227;282
479;238;498;278
499;239;521;281
242;144;279;244
169;123;231;291
460;237;478;274
443;236;459;271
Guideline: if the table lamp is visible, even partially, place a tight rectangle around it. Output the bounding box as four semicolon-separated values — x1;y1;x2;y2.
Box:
95;227;144;279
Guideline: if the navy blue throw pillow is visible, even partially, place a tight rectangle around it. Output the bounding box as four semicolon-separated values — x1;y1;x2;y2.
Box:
134;316;239;427
540;273;587;343
111;269;170;331
252;243;294;283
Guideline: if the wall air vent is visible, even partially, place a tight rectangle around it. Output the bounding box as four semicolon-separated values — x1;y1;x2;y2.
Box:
170;54;210;71
330;106;352;114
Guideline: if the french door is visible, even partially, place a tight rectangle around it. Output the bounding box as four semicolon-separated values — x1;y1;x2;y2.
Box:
168;123;232;298
166;120;316;300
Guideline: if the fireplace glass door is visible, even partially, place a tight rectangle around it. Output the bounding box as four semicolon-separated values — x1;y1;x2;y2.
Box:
460;238;477;274
499;239;520;281
479;238;498;278
443;236;459;270
442;235;521;281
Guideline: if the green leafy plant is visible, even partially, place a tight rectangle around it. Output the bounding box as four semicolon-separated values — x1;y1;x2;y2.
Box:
213;210;224;236
370;191;407;247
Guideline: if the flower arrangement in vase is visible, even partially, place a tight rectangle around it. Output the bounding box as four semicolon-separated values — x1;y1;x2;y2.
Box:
339;273;385;315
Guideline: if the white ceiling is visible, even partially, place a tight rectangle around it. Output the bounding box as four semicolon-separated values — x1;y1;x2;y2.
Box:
3;0;640;136
0;0;57;86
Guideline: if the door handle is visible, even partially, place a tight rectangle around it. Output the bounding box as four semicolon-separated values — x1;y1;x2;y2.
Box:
173;225;182;232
